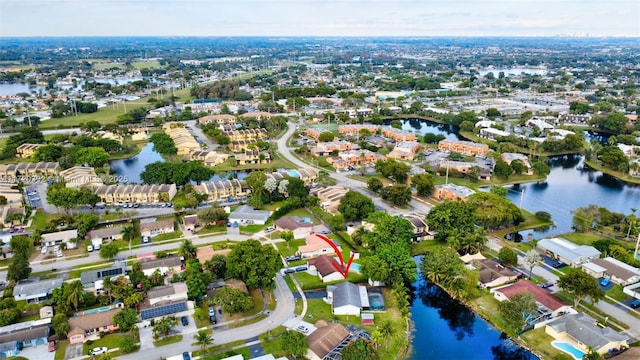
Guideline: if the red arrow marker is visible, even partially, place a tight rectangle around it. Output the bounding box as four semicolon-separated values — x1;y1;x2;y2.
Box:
315;234;354;279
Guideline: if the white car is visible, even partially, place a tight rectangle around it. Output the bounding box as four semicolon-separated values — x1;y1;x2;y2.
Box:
296;325;309;334
89;347;108;356
53;245;60;252
41;246;48;254
87;245;94;252
56;250;63;258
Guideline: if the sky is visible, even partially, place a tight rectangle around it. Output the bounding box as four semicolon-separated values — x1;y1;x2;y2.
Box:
1;0;639;37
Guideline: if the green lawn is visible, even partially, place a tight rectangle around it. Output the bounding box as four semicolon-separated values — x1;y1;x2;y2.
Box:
68;262;114;279
39;100;150;129
275;239;306;257
131;60;162;69
83;332;127;355
202;347;251;360
520;327;571;360
54;340;69;360
410;240;445;255
258;326;287;358
153;334;183;347
151;231;183;242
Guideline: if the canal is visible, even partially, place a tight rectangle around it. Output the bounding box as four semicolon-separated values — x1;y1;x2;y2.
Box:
410;257;538;360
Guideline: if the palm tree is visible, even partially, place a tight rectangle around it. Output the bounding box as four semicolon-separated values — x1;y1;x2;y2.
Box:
193;329;213;355
179;240;197;260
66;281;84;311
102;277;113;303
377;320;395;351
522;250;542;280
121;225;135;244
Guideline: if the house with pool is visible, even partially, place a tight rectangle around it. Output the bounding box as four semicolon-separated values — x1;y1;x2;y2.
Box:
545;313;628;358
492;280;576;318
326;282;385;316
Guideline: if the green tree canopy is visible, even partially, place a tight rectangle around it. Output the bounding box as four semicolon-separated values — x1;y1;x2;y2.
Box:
558;269;605;308
338;190;376;221
226;240;281;290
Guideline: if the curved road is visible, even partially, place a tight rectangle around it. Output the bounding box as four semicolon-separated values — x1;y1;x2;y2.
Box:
276;121;432;216
117;273;295;360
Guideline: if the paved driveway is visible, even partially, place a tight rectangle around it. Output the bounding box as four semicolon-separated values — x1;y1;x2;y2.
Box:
64;343;83;360
19;343;55;360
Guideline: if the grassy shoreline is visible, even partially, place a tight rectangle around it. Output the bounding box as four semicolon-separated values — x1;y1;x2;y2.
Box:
584;158;640;185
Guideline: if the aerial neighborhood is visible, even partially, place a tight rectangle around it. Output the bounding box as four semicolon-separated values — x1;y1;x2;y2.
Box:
0;36;639;360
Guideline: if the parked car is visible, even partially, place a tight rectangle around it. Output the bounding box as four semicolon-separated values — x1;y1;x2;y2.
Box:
87;245;94;252
209;307;216;317
48;341;56;352
284;269;295;274
56;250;63;258
181;316;189;326
285;255;301;262
600;278;611;287
295;266;308;272
630;299;640;309
296;325;309;334
233;222;239;228
183;352;191;360
539;282;554;289
89;347;108;355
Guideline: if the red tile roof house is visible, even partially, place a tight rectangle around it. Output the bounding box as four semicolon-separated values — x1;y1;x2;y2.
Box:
68;308;121;344
308;255;345;283
491;280;576;318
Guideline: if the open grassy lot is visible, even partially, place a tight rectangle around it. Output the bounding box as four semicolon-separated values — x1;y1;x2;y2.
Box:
258;326;288;358
410;240;444;256
131;60;162;69
39;101;149;129
293;271;368;291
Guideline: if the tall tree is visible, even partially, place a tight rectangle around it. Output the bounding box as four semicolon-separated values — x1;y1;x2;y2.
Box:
497;292;537;334
179;240;197;260
338;190;375;221
522;250;541;280
341;338;379;360
66;280;84;311
558;269;605;308
280;330;308;359
226;240;280;290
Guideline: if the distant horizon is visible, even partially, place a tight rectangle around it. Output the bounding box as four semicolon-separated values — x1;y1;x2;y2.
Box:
2;35;640;39
1;0;638;38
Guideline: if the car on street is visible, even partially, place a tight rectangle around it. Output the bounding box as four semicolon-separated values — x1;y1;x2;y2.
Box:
600;278;611;287
296;325;309;334
181;316;189;326
539;282;554;289
89;347;108;355
630;299;640;309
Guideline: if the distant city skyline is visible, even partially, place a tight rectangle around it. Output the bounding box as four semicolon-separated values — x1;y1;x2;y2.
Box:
1;0;639;38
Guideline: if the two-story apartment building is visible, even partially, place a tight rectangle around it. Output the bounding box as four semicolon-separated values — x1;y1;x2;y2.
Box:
338;124;380;136
193;179;251;202
501;153;533;175
0;162;59;178
190;151;229;166
310;141;356;156
229;139;258;152
438;140;489;156
15;143;44;158
236;149;271;165
198;114;236;126
94;183;177;204
59;166;104;188
223;128;268;141
387;141;421;160
163;122;200;156
380;127;417;142
433;183;475;201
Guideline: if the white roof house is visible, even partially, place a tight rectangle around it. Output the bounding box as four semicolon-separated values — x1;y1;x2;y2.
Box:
41;229;79;249
228;205;271;225
536;237;601;267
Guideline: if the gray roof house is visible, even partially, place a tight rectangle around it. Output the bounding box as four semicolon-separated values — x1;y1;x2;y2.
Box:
545;313;629;356
326;282;370;316
80;262;127;287
228;205;271;225
536;237;601;267
0;318;51;353
86;226;124;242
13;278;64;302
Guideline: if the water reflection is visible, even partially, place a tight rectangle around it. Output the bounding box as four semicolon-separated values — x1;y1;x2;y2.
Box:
417;282;475;341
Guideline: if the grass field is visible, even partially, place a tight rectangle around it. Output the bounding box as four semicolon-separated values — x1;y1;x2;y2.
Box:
39;101;149;129
131;61;162;69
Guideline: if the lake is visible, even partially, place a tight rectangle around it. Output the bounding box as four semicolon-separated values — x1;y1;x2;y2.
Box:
398;117;640;239
505;155;640;239
109;143;163;184
109;142;248;184
410;257;537;360
0;83;45;96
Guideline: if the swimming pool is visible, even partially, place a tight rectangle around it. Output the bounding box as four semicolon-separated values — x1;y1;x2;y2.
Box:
83;306;112;315
368;293;385;311
350;263;361;272
551;341;585;360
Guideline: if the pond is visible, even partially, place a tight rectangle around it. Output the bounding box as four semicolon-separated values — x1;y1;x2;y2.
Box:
400;118;462;141
410;256;537;360
109;142;248;184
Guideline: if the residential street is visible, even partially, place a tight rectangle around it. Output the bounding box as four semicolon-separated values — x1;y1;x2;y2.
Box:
487;238;640;340
117;273;295;360
276;122;433;216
